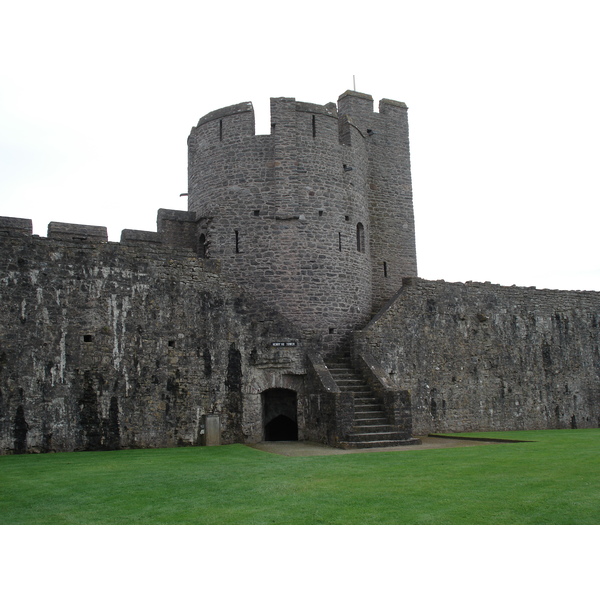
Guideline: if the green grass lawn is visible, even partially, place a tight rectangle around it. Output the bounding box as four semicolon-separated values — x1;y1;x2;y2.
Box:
1;429;599;524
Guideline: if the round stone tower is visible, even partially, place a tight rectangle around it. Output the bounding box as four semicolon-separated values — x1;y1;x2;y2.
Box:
187;90;417;351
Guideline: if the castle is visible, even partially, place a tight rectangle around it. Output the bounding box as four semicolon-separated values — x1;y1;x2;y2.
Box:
1;90;599;454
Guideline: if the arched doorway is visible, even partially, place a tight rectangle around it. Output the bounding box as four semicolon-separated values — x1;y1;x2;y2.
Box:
262;388;298;441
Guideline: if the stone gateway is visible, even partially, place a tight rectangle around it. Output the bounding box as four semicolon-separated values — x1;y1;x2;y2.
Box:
1;90;599;454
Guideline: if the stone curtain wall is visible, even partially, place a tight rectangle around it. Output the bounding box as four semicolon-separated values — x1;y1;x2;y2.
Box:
187;92;418;350
356;278;600;434
0;231;305;454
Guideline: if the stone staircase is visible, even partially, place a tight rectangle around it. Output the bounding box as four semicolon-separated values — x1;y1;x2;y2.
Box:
327;356;417;449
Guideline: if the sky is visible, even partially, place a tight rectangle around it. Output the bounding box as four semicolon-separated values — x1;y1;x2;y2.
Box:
1;0;599;292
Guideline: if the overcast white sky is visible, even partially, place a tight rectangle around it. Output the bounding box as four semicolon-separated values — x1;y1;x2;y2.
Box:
2;0;599;291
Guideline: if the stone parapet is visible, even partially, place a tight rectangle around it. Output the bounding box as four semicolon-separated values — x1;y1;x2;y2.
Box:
47;221;108;242
0;216;33;236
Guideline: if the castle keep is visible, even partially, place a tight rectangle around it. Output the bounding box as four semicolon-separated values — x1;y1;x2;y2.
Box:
187;91;417;347
1;90;599;454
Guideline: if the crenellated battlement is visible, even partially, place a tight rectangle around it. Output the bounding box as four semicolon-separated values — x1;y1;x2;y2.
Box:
0;216;33;237
0;209;205;254
196;101;254;127
188;92;407;151
1;91;416;352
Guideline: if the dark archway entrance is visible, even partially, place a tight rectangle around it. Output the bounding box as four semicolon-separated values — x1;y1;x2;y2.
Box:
263;388;298;441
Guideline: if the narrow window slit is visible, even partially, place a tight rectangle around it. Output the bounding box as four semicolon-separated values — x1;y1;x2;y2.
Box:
235;230;240;253
219;119;223;141
356;222;365;253
383;261;388;277
312;115;316;138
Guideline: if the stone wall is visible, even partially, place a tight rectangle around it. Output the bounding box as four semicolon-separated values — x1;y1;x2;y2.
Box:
337;93;417;311
355;278;600;434
5;88;596;454
187;92;417;350
0;226;306;454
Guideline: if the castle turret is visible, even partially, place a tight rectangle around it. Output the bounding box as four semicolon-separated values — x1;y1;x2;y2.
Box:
337;91;417;308
187;91;417;350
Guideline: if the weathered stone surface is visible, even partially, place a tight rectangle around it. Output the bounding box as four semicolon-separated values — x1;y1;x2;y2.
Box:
187;91;417;350
2;90;598;454
0;234;304;453
356;278;600;434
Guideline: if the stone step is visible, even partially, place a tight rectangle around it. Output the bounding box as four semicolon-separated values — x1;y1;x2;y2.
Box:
355;426;390;432
355;413;385;420
330;376;364;384
335;381;369;388
354;404;385;417
353;426;397;434
329;367;363;378
353;417;389;427
339;438;421;449
326;355;411;450
344;431;408;442
354;411;387;418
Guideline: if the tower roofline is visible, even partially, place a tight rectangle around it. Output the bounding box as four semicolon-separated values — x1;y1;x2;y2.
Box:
338;90;374;103
196;101;253;127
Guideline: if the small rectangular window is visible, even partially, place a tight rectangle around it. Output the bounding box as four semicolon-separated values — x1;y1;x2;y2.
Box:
83;334;93;343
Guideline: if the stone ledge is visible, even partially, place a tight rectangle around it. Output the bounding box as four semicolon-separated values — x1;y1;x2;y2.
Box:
0;216;33;236
47;221;108;242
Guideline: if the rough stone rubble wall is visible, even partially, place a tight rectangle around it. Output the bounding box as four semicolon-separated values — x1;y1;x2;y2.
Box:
356;278;600;434
187;92;418;349
337;92;417;311
0;232;304;454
